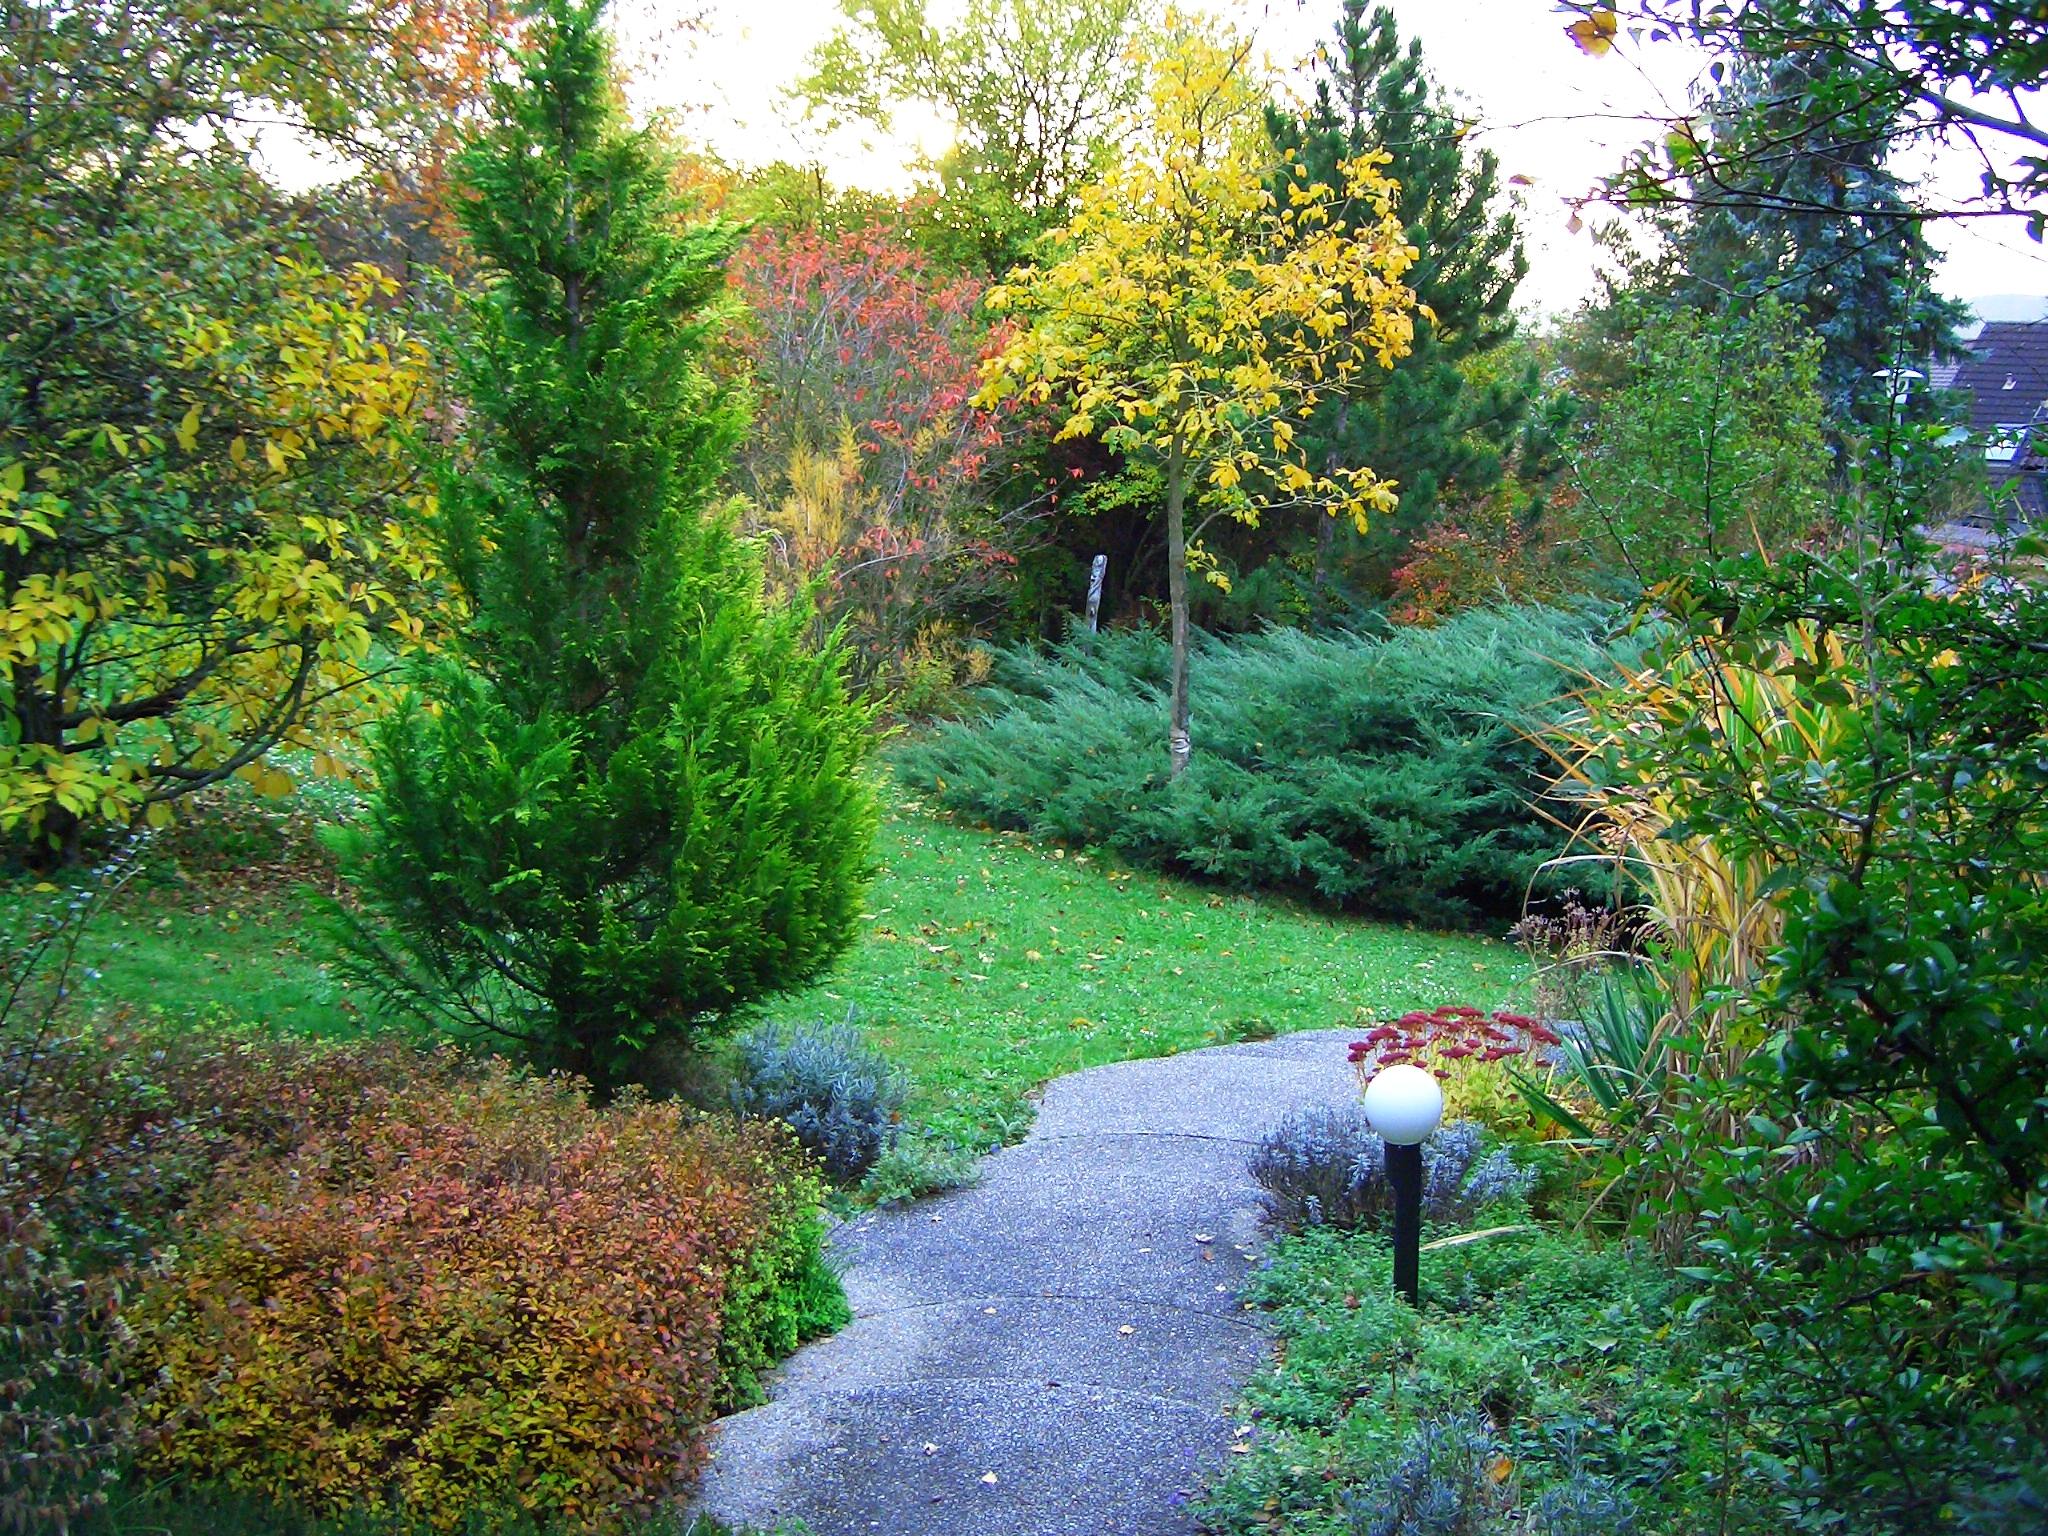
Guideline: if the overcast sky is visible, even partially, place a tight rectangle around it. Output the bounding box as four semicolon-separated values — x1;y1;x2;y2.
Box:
615;0;2048;319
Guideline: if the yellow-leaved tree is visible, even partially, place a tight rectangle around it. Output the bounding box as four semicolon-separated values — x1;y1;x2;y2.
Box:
0;0;489;867
975;21;1420;776
0;260;438;860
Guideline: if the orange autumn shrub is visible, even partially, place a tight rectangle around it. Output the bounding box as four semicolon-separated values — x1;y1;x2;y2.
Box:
128;1064;825;1530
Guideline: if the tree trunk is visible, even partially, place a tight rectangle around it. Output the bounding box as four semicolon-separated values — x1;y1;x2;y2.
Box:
1312;512;1335;627
1312;398;1351;627
1164;436;1191;779
8;657;78;867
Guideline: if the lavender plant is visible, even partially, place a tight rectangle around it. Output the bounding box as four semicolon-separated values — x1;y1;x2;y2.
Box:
1423;1121;1531;1215
1249;1108;1532;1232
1335;1411;1638;1536
1341;1412;1510;1536
730;1014;908;1183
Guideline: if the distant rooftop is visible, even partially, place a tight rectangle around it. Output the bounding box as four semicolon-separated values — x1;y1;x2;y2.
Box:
1951;321;2048;435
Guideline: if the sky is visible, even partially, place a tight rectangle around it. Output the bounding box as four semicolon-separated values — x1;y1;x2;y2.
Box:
615;0;2048;320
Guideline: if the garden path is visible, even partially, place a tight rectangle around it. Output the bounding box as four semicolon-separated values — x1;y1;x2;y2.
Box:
689;1029;1361;1536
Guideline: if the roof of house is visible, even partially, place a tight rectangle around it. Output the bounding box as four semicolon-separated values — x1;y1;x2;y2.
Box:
1990;456;2048;522
1951;320;2048;434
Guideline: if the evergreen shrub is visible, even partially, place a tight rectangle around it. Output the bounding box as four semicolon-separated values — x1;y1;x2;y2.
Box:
334;0;875;1094
898;605;1623;926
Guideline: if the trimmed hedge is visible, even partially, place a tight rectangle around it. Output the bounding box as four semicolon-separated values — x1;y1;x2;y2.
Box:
898;606;1624;926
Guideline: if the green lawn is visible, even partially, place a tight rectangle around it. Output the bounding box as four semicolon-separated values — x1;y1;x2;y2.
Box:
68;789;407;1043
70;784;1525;1149
764;791;1523;1148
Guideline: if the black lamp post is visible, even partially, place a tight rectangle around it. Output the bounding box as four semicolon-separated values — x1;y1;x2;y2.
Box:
1362;1062;1444;1307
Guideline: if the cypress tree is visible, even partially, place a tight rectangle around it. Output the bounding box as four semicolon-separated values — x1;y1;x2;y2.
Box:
336;0;876;1094
1267;2;1544;608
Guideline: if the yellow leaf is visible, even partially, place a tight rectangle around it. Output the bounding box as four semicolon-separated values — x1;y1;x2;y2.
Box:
1566;7;1617;56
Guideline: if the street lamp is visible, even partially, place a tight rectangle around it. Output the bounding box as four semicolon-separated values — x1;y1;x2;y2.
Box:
1873;365;1925;406
1362;1063;1444;1306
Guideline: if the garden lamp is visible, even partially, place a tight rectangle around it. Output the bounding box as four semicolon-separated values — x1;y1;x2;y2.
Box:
1361;1063;1443;1306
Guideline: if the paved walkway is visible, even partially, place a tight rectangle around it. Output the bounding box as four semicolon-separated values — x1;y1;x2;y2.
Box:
689;1030;1360;1536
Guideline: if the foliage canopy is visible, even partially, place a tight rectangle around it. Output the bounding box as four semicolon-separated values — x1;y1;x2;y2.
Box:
0;0;451;861
976;23;1418;774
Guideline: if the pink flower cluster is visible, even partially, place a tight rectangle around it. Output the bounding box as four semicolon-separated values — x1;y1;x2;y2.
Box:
1348;1004;1562;1072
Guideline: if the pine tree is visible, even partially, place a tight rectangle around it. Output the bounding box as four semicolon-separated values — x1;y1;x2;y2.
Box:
336;0;876;1094
1266;2;1542;609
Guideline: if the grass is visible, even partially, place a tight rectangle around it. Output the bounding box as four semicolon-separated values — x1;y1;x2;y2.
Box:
63;787;408;1043
763;791;1522;1149
60;780;1525;1149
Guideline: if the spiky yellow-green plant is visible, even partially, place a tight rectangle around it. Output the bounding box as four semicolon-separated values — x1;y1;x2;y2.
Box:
1535;621;1856;1244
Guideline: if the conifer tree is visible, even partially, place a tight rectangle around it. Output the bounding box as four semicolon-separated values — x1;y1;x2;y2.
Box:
1267;2;1543;608
1674;56;1965;428
336;0;876;1093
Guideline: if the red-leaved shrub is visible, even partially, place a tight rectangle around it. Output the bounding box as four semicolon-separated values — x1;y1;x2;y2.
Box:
1349;1004;1572;1141
128;1064;824;1530
727;224;1030;699
2;1022;481;1535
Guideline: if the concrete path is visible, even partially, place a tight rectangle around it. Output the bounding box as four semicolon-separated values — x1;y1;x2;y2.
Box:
689;1030;1361;1536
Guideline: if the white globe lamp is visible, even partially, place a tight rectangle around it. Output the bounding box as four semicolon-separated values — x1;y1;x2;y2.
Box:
1361;1063;1444;1146
1360;1062;1443;1306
